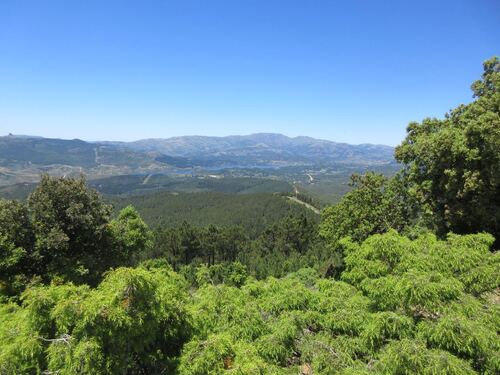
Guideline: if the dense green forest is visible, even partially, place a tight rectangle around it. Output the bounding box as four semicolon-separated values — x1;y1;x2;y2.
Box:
0;176;294;201
112;191;317;236
0;58;499;374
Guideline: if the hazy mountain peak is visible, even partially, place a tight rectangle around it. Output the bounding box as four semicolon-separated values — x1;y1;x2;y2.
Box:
0;133;396;186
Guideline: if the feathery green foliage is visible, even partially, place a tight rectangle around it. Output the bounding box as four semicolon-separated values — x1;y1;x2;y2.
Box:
0;266;190;374
1;204;499;374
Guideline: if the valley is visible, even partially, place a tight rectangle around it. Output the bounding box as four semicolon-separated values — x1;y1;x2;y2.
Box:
0;133;399;206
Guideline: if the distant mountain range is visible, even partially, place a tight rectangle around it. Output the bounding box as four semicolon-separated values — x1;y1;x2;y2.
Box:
0;133;396;185
117;133;395;166
104;133;394;166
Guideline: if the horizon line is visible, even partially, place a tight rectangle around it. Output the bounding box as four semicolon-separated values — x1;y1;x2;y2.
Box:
3;132;395;148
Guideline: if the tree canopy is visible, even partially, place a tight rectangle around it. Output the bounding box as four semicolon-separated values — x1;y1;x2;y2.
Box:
0;176;152;292
395;57;500;240
1;232;498;374
319;172;417;245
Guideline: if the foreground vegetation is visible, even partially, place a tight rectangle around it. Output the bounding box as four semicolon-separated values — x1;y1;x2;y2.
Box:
2;231;498;374
0;58;498;373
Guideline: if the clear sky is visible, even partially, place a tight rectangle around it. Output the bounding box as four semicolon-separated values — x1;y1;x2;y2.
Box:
0;0;498;145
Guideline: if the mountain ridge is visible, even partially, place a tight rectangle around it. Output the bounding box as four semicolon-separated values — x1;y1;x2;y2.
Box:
5;132;393;148
118;133;395;165
0;133;397;186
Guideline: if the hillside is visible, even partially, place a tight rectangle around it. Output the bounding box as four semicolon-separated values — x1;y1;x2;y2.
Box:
0;133;397;187
0;175;293;200
92;175;293;196
0;135;176;185
123;133;396;166
111;191;318;236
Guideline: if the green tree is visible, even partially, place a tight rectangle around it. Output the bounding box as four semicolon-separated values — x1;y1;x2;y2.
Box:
395;57;500;241
179;221;203;264
219;226;247;263
27;175;114;284
110;205;153;266
253;214;317;257
239;215;320;278
201;224;221;266
0;200;35;295
0;266;191;374
152;226;184;267
319;172;415;246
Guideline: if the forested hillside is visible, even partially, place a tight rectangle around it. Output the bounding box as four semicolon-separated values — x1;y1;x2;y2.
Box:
112;191;317;235
94;175;293;196
0;58;498;374
0;175;293;200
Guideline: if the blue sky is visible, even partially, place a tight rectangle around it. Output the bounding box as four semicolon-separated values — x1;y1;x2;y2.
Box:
0;1;498;145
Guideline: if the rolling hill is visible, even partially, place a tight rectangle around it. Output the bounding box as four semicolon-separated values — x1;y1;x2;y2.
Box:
120;133;395;167
0;133;398;196
0;135;176;185
111;191;318;236
0;175;294;200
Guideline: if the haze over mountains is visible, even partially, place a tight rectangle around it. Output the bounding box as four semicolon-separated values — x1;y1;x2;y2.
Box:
118;133;394;163
0;133;397;186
